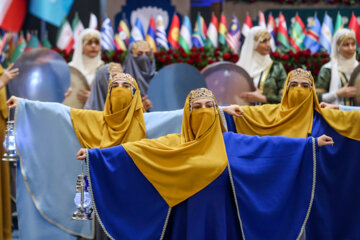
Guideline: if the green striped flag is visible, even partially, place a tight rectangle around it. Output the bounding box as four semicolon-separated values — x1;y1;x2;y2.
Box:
289;15;306;51
334;12;343;34
277;13;289;49
10;33;26;63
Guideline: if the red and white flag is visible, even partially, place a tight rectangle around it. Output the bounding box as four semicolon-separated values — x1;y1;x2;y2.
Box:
56;19;75;54
0;0;26;32
241;14;253;37
89;13;98;29
258;11;266;29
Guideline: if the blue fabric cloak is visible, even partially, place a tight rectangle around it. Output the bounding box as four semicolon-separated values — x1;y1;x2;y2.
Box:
225;111;360;238
87;132;317;239
15;99;184;240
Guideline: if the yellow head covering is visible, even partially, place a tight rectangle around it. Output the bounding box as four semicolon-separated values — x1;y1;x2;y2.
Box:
0;66;8;120
123;88;228;207
233;68;360;140
71;67;146;148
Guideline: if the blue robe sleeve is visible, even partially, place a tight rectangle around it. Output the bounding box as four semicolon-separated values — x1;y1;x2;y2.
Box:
339;105;360;111
224;132;317;240
87;146;169;240
307;112;360;239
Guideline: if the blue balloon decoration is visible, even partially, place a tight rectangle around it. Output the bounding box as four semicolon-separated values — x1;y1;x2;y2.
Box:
8;48;70;103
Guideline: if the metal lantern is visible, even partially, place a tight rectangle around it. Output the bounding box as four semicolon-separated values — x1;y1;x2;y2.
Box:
2;107;18;162
72;159;93;220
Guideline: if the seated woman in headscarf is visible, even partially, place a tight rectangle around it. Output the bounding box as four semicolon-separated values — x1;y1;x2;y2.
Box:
77;88;333;240
236;27;287;104
123;40;155;110
225;68;360;239
66;28;104;105
84;62;152;111
316;28;358;106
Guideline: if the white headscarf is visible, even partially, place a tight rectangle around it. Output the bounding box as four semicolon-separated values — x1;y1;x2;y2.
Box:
236;26;273;80
322;28;358;104
69;28;103;85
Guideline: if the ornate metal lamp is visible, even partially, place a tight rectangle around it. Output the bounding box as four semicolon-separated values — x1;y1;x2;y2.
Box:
72;158;93;220
2;108;18;162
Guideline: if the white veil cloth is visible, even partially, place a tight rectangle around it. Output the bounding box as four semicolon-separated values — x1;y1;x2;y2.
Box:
68;28;104;85
236;26;273;86
322;28;359;104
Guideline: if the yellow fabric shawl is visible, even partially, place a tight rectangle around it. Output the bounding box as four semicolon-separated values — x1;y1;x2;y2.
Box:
71;73;146;148
0;66;12;240
233;68;360;140
123;89;228;207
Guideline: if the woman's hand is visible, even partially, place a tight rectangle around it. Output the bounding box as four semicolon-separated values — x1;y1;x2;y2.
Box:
240;87;267;103
76;148;87;160
77;89;90;103
317;134;334;147
222;105;244;117
7;96;19;108
320;102;339;109
336;84;357;98
64;87;72;98
0;64;19;89
142;95;152;111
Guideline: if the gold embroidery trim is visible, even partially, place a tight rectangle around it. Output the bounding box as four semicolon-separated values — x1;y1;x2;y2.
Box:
259;62;273;94
339;72;350;106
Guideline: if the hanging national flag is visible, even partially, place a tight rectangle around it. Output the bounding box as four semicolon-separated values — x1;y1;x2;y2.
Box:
0;0;26;32
206;14;219;48
179;15;192;53
218;13;227;45
200;15;208;40
145;16;157;52
334;12;343;34
242;14;253;38
42;33;52;48
192;14;204;48
267;13;277;51
226;16;241;53
89;13;98;29
289;15;306;51
304;15;321;53
10;33;25;63
29;0;74;27
101;17;115;50
114;34;127;51
319;13;333;53
129;17;145;44
26;33;41;51
56;19;74;54
258;11;266;28
0;33;9;52
72;13;84;44
168;14;180;49
118;19;130;47
348;13;360;46
277;13;289;49
155;15;169;50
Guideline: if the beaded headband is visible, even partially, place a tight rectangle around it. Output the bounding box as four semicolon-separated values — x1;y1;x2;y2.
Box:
111;73;136;89
288;68;314;83
254;29;271;42
132;40;151;55
188;88;216;111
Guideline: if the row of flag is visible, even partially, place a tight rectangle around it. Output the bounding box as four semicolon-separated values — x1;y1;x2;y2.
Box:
0;30;53;66
2;11;360;66
94;11;360;55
